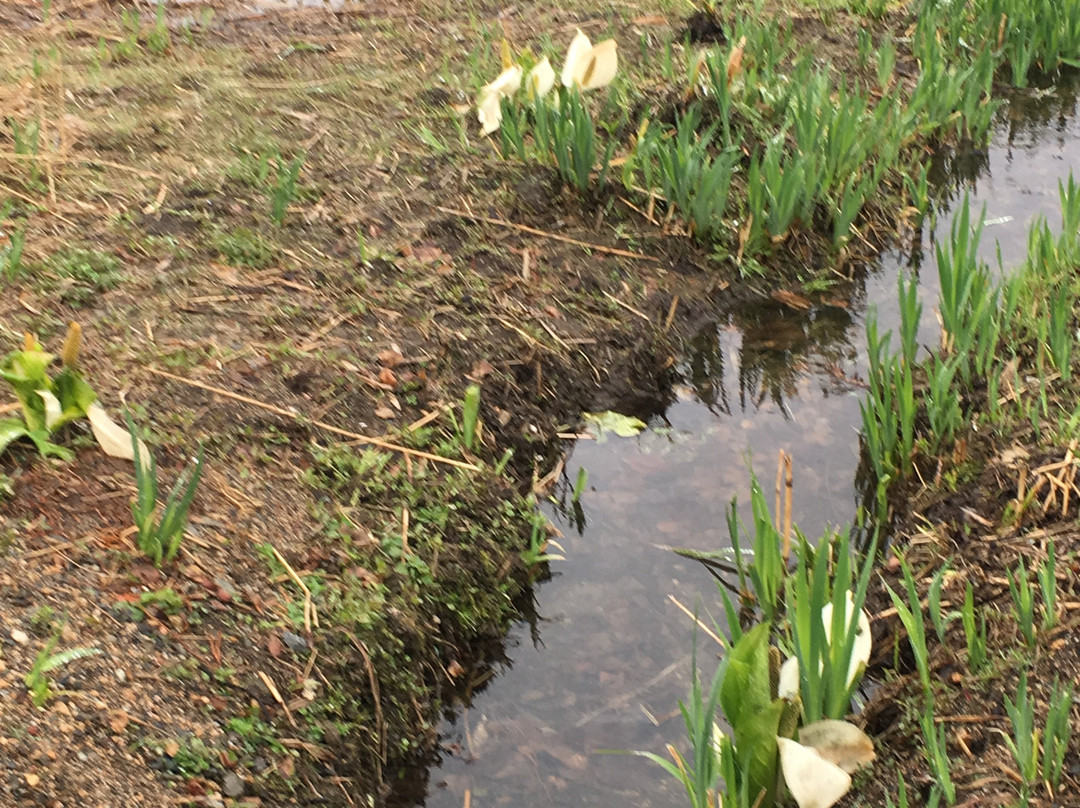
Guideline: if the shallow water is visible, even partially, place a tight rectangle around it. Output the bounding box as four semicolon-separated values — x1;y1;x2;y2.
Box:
418;82;1080;808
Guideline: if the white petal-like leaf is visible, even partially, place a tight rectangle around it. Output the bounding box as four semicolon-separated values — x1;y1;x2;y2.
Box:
485;64;522;98
561;30;617;89
476;64;523;134
579;39;618;89
777;737;852;808
477;89;503;134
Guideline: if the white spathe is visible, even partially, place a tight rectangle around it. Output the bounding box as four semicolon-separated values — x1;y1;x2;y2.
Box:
821;592;872;689
777;737;852;808
779;593;872;704
778;655;800;701
87;403;148;462
527;57;556;99
37;390;62;430
476;64;523;134
561;29;618;89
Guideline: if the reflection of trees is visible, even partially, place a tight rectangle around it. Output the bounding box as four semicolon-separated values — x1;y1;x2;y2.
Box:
684;294;861;416
1004;69;1079;146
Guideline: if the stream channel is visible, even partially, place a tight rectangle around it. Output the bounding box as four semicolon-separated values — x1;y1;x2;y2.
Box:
415;79;1080;808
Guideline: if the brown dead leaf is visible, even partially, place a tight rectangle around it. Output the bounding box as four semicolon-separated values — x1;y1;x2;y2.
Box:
544;305;563;319
409;244;449;265
470;359;495;380
109;710;130;734
374;406;395;419
727;36;747;82
377;348;404;367
1000;445;1030;467
164;740;181;757
267;635;283;658
378;367;397;387
279;756;295;778
771;289;813;310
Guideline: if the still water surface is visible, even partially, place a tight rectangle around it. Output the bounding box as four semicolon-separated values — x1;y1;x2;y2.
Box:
423;83;1080;808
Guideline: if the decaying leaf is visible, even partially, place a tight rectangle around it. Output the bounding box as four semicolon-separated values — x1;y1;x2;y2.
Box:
797;719;875;773
727;36;747;82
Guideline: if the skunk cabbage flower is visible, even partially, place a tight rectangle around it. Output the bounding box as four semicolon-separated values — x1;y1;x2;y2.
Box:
87;403;148;463
476;64;523;134
780;593;873;702
526;57;556;99
37;391;62;430
777;737;851;808
821;592;873;689
561;29;618;90
778;655;800;701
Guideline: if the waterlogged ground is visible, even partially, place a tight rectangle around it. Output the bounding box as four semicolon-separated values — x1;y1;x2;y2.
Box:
1;0;1079;804
422;79;1080;808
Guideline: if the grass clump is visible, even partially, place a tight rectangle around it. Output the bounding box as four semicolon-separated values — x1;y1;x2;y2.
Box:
41;247;123;306
212;227;276;268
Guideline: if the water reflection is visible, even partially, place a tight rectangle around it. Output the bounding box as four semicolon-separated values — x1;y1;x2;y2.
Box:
420;81;1080;808
687;297;862;417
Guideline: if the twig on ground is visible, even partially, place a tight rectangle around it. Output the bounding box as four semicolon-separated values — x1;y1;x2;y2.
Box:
270;545;318;633
438;206;662;262
145;366;479;471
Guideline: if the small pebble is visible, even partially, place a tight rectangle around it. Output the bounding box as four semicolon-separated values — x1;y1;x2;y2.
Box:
223;772;245;798
281;632;308;653
115;669;127;683
10;629;29;645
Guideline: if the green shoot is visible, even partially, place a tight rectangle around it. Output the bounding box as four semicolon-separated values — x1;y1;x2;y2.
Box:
1006;559;1036;648
961;581;988;674
270;153;305;226
1042;677;1074;793
920;704;956;805
461;384;481;452
24;633;101;708
128;413;205;567
1037;541;1058;631
884;558;932;697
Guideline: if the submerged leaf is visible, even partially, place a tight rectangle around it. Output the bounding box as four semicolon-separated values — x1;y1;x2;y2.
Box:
582;411;647;439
